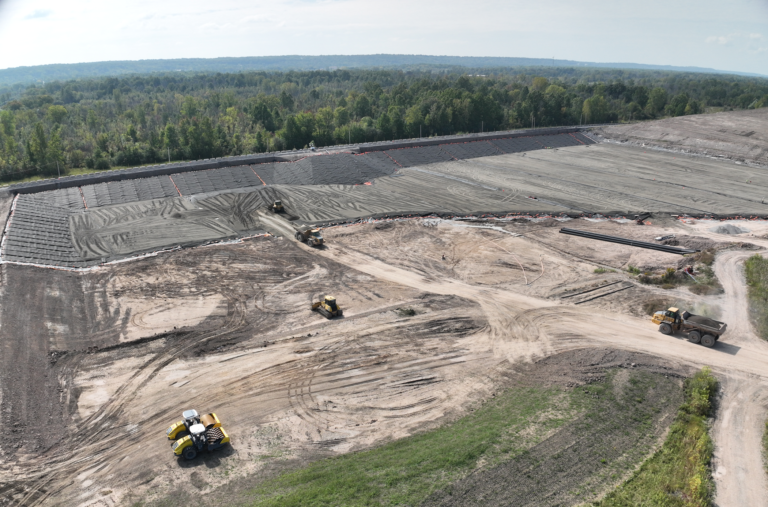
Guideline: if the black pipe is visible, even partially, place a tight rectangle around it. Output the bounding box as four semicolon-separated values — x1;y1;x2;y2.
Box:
559;228;697;255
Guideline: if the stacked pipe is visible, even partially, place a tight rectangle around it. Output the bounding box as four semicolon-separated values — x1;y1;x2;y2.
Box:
559;228;698;255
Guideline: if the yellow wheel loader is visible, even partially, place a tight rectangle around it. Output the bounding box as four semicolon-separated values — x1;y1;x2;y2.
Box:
312;295;343;319
166;409;230;459
295;227;324;247
651;307;727;347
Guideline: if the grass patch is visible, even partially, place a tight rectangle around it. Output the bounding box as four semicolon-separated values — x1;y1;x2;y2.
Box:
0;161;179;188
633;264;722;296
627;265;641;275
642;299;674;316
594;267;616;274
763;418;768;474
744;254;768;340
0;167;106;187
694;249;716;267
245;387;588;506
395;307;417;317
595;367;718;507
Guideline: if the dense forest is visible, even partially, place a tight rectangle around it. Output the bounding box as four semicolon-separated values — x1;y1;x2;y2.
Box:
2;55;757;86
0;67;767;180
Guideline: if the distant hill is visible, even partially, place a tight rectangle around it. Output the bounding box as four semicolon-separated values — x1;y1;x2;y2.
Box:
0;54;764;86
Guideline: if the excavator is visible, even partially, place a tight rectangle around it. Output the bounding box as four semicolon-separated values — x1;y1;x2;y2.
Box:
166;409;230;459
312;295;343;319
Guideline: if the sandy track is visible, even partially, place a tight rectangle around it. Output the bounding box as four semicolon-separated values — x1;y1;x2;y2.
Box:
709;249;768;507
2;220;768;506
317;231;768;506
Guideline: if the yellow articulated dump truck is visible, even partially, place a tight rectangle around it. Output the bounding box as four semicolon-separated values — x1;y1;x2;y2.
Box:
651;307;727;348
166;409;230;460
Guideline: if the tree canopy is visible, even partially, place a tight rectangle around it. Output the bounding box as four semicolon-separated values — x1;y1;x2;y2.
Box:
0;67;766;181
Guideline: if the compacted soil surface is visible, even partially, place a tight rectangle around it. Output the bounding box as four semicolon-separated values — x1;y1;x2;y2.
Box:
596;107;768;166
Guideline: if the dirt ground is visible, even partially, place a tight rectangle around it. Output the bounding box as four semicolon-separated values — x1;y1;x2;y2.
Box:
1;215;767;506
596;107;768;166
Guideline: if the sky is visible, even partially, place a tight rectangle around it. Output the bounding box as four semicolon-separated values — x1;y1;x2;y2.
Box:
0;0;766;75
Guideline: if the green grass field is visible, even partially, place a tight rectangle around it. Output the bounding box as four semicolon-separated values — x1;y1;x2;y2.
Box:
595;367;717;507
245;387;587;506
763;418;768;474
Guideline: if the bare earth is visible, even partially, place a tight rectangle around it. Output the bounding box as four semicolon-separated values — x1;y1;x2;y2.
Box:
596;107;768;166
3;111;768;506
0;216;767;506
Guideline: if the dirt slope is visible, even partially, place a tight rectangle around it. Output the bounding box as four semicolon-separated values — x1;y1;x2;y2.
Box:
596;108;768;166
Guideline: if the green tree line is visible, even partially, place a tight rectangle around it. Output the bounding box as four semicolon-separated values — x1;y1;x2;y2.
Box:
1;68;767;180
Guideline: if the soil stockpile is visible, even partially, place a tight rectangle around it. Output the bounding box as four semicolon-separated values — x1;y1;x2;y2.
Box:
596;108;768;165
710;224;750;234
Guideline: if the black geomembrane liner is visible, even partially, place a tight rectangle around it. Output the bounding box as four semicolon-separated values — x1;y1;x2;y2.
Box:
2;133;594;267
384;145;455;167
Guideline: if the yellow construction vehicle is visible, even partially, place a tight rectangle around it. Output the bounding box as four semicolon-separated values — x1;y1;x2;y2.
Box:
312;295;343;319
295;227;324;247
166;409;230;459
166;409;221;440
651;307;727;347
271;200;284;213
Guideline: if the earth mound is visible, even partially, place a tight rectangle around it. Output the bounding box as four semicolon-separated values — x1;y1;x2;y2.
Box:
710;224;750;235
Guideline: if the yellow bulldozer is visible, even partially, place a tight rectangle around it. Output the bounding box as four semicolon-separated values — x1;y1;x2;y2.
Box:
166;409;230;460
271;200;284;213
312;295;343;319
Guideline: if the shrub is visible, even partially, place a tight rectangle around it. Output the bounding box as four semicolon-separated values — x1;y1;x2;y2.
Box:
744;254;768;340
598;367;717;507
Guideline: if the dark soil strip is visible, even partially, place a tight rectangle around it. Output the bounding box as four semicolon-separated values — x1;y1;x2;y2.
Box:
573;284;632;304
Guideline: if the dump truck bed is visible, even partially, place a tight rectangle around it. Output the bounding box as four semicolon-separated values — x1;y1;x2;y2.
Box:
683;314;727;335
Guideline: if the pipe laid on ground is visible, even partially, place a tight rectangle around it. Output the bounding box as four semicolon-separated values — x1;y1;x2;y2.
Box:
559;228;698;255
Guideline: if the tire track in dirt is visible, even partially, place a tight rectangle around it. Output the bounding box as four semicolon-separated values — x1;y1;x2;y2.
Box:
709;249;768;507
10;298;251;506
317;238;768;505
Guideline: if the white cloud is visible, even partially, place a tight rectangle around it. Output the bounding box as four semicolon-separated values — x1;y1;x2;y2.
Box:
24;9;51;19
706;35;733;45
706;31;764;45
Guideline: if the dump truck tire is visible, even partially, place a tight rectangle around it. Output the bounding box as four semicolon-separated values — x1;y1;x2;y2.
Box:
688;331;701;343
295;232;303;241
659;323;672;335
182;447;198;460
701;334;716;348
